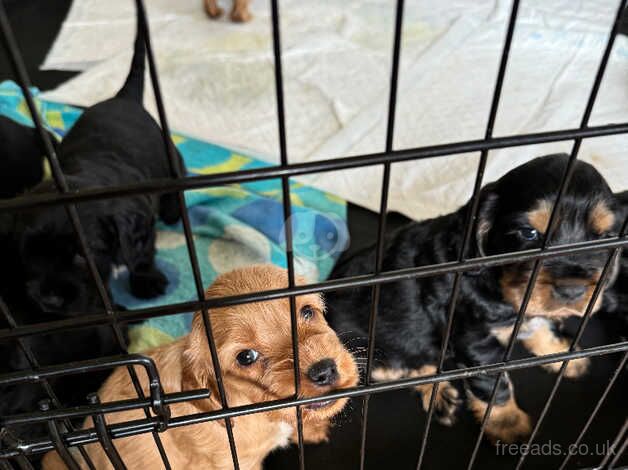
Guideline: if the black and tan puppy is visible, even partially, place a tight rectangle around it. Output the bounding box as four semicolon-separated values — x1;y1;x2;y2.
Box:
14;3;183;315
0;115;57;199
327;154;621;443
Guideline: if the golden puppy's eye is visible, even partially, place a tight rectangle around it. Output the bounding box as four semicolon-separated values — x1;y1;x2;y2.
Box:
236;349;259;366
300;305;315;320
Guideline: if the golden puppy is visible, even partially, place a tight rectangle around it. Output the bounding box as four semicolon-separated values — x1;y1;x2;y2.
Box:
204;0;252;22
43;265;358;470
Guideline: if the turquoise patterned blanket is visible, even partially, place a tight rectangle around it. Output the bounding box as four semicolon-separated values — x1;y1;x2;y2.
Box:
0;81;348;351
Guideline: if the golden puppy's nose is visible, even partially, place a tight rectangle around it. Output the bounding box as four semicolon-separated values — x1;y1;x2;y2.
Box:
307;359;339;386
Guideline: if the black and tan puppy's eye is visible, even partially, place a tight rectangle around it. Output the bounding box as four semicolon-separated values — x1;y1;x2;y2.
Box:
300;305;315;320
517;227;539;241
236;349;259;366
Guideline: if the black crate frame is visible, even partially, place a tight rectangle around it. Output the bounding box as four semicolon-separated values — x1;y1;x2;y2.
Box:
0;0;626;469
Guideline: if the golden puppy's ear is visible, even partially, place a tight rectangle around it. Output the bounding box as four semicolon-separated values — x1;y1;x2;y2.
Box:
181;311;224;417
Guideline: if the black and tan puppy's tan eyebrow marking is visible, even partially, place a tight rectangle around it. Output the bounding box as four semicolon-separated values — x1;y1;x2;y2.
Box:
527;199;553;234
589;200;615;234
326;154;621;444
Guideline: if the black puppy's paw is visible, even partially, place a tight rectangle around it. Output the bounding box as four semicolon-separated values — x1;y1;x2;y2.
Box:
129;266;168;299
159;192;182;225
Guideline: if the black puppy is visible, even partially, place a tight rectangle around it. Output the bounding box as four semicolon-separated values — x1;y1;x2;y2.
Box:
14;7;183;315
327;154;621;443
0;185;128;446
0;2;167;445
0;115;56;199
0;207;127;444
0;313;126;444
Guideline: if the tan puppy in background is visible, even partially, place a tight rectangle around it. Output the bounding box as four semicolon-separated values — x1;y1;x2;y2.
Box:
43;265;358;469
204;0;252;22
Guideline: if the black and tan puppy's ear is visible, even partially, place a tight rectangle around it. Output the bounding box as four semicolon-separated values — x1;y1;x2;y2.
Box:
474;183;499;258
615;190;628;228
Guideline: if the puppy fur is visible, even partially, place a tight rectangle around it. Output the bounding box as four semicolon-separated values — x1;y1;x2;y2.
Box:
598;190;628;340
204;0;252;22
0;115;56;199
0;320;126;443
0;228;126;445
0;135;125;447
13;2;183;316
327;154;621;443
42;265;358;470
0;249;126;450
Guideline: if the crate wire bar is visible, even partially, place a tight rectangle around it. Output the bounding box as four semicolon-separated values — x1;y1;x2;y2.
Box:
417;0;521;467
473;0;628;468
0;344;626;461
0;0;626;469
0;0;171;467
136;0;242;467
359;1;404;468
600;419;628;469
268;1;307;467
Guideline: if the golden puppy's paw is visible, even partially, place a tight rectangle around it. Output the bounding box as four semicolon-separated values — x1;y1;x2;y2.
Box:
204;0;224;18
231;7;252;22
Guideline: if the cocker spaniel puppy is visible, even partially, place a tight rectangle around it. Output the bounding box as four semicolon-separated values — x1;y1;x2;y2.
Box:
327;154;621;443
43;265;358;469
15;0;183;317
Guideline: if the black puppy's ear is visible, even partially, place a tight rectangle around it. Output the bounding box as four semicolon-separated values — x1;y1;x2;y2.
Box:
474;183;499;258
109;212;154;268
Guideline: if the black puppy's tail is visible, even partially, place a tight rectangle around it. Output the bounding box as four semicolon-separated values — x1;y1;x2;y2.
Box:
116;0;147;102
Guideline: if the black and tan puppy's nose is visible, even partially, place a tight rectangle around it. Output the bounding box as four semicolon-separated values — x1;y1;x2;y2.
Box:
307;359;339;386
553;284;586;302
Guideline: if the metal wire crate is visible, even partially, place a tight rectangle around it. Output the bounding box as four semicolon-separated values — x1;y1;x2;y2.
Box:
0;0;626;469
